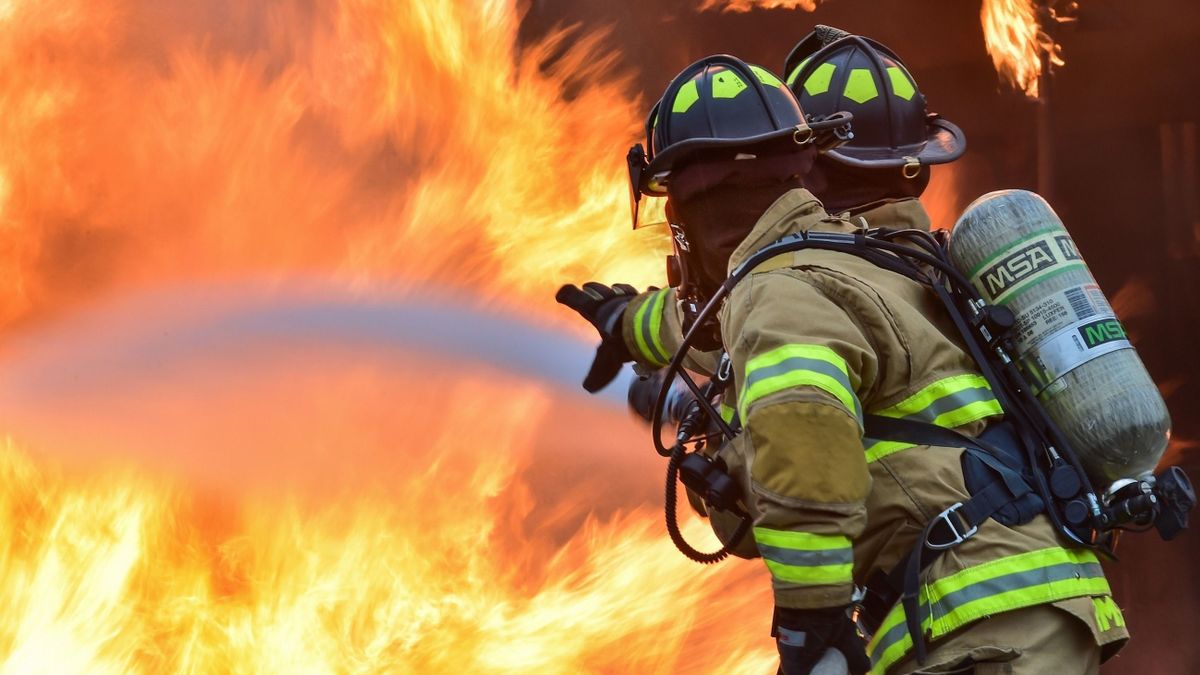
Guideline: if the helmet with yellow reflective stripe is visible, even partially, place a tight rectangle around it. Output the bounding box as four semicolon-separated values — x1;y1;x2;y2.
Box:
783;28;965;173
627;54;852;208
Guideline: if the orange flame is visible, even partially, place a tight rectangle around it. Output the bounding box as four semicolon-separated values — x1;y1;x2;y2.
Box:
700;0;1070;99
0;293;777;671
0;0;788;670
0;0;667;331
700;0;820;12
980;0;1067;98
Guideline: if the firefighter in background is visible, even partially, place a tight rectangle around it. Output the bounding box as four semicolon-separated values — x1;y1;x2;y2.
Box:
557;36;1127;675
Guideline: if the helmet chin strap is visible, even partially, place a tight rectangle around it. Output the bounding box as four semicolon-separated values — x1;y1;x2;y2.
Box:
667;220;723;352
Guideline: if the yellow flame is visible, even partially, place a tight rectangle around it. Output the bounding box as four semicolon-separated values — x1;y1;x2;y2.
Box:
0;0;667;329
701;0;1067;99
0;367;776;672
980;0;1065;98
700;0;819;11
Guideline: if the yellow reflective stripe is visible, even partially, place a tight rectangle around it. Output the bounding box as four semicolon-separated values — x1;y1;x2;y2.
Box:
863;439;915;463
929;398;1004;428
887;66;915;100
750;64;782;88
877;374;1001;426
843;68;878;104
719;403;735;424
631;290;669;367
646;289;669;364
753;527;851;551
755;528;854;586
803;62;836;96
930;576;1111;637
672;80;700;114
925;547;1099;601
864;373;1003;461
712;70;748;99
764;559;854;585
786;57;812;87
740;344;859;423
866;547;1109;674
1093;596;1126;631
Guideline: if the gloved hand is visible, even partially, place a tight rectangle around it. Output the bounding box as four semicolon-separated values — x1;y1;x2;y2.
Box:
774;606;870;675
555;282;640;393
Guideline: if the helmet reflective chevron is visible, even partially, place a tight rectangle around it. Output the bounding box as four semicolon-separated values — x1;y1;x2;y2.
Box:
783;30;965;173
631;55;851;196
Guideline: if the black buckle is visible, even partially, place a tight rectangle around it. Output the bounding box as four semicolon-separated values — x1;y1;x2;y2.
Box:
925;502;978;550
626;144;647;229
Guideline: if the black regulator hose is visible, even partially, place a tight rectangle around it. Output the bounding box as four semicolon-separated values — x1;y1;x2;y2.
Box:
664;442;751;564
661;227;1107;549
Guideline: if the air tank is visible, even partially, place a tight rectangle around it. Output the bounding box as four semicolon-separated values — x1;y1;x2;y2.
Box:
949;190;1170;485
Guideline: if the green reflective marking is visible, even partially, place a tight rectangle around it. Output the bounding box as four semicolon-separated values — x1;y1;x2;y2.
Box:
803;63;836;96
864;439;915;463
867;547;1110;674
843;68;878;104
712;70;748;99
887;66;916;100
646;289;669;365
751;64;783;88
764;559;853;586
753;528;851;551
672;80;700;114
786;57;812;87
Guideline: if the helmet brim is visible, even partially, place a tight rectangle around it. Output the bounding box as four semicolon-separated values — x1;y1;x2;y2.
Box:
826;116;965;169
640;112;852;196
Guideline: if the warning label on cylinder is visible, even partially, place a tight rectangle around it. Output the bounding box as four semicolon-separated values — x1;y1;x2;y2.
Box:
1012;283;1113;347
1011;282;1125;392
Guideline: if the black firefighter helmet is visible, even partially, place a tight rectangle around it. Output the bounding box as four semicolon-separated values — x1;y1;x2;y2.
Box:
626;54;851;228
782;27;965;176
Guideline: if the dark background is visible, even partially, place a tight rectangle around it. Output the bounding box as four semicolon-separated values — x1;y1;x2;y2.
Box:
521;1;1200;671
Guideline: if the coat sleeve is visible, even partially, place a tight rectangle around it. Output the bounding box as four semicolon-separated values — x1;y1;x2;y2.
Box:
621;287;721;375
726;268;877;610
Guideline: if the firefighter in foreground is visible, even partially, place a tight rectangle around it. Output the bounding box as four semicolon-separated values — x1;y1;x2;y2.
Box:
557;37;1128;675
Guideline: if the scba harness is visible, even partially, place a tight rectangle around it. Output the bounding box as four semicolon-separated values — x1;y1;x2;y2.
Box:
643;224;1194;664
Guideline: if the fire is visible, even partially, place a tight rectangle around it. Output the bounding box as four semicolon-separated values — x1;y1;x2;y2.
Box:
980;0;1069;98
699;0;1071;99
0;0;666;331
0;292;776;672
0;0;782;671
699;0;820;12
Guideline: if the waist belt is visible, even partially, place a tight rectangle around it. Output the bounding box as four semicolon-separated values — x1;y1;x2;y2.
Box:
856;415;1039;665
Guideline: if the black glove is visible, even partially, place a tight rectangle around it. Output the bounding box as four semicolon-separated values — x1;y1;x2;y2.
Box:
555;282;640;393
774;606;870;675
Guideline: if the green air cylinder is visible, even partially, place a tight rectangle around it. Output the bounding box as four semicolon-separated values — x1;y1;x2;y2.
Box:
949;189;1170;485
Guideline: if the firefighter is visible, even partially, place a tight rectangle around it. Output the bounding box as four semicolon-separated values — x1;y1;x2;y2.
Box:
558;41;1127;675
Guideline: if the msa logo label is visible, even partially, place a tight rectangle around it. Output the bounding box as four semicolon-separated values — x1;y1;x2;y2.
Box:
1079;318;1126;348
980;240;1058;299
1055;235;1080;261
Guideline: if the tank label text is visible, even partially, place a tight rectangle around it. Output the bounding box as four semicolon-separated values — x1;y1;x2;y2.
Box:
1018;312;1133;394
1079;318;1127;349
969;231;1087;303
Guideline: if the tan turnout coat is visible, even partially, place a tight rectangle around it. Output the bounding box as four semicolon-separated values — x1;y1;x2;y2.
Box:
621;189;1127;673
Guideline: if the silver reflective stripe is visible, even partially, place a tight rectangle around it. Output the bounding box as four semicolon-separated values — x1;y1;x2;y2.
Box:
758;543;854;568
869;558;1108;665
777;626;807;647
911;384;996;423
928;561;1105;618
743;355;859;418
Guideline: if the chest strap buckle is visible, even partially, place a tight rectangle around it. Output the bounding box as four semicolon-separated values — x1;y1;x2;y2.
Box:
926;502;978;550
